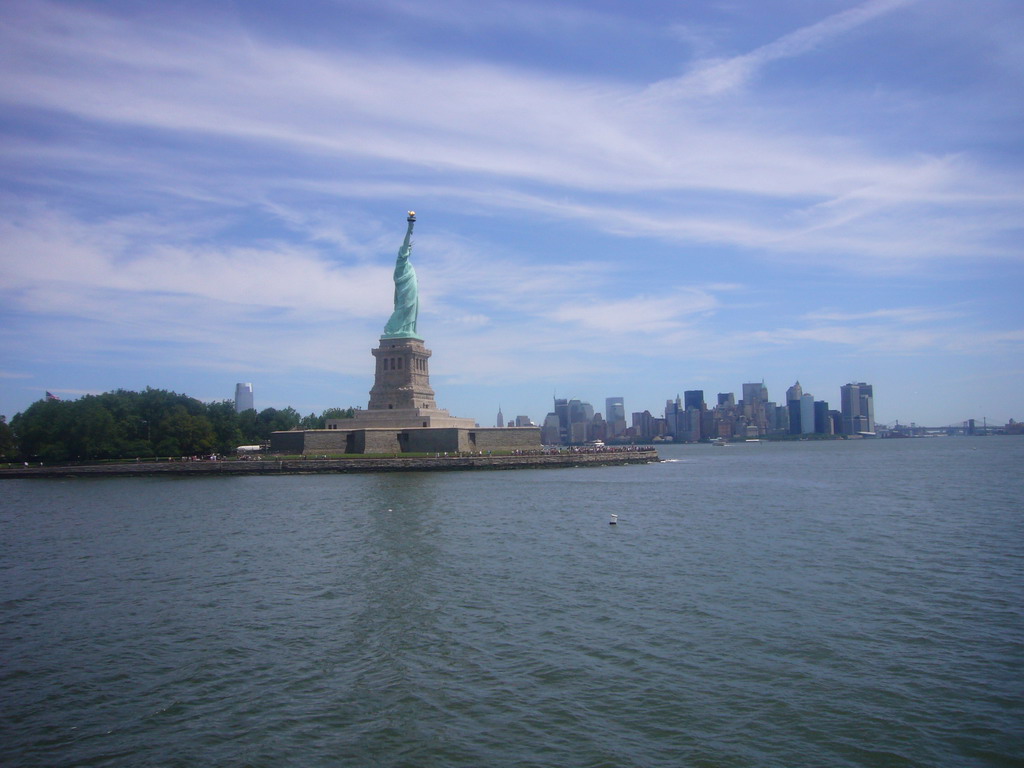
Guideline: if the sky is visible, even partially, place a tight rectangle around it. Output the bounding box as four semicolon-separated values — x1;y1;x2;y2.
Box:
1;0;1022;429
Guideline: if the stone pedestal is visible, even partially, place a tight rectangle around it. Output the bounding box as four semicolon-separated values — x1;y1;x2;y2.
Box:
369;338;436;411
326;337;476;430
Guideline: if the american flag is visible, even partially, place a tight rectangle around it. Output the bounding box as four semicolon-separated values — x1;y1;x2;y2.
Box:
46;391;61;401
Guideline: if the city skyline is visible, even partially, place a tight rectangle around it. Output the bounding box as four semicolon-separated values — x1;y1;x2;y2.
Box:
1;1;1022;428
534;379;876;444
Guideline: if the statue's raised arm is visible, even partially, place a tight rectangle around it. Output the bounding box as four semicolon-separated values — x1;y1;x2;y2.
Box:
381;211;422;339
399;212;414;258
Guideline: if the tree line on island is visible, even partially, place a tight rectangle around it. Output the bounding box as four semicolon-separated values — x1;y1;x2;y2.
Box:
0;388;355;463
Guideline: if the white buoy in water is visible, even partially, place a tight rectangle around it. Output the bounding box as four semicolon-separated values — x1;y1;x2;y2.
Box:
609;514;618;525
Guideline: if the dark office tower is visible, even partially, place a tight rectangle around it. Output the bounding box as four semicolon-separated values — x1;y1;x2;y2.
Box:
718;392;735;408
786;381;803;434
842;382;875;434
858;384;875;434
841;384;857;434
554;398;569;443
814;400;833;434
830;410;843;435
606;396;626;438
684;390;705;411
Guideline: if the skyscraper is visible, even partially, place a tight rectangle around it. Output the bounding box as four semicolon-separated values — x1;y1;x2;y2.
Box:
567;399;594;443
814;400;833;434
742;382;766;403
683;390;705;411
742;382;769;435
786;381;803;434
234;382;254;413
665;396;684;439
800;393;815;435
541;412;561;445
859;384;875;434
841;382;875;434
554;398;569;443
605;396;626;438
841;384;858;434
496;405;504;428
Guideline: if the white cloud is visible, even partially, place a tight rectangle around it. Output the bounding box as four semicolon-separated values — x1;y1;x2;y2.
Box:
757;315;1024;356
1;0;1017;273
802;307;965;323
649;0;920;97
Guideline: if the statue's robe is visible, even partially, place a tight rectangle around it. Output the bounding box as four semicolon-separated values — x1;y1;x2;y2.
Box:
382;242;419;338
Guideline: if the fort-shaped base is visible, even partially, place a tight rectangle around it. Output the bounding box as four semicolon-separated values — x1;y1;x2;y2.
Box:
327;408;475;430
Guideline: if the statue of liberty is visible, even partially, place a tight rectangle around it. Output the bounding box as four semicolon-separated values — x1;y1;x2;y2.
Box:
382;211;422;339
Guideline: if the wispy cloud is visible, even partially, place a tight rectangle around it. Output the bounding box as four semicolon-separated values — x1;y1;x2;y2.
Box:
649;0;920;97
758;307;1024;357
0;0;1017;271
802;307;965;323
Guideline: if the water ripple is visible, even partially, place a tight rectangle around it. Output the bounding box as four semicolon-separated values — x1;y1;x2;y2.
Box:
2;441;1022;766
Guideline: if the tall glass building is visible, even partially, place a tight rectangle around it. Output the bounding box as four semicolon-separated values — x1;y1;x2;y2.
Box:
605;397;626;438
234;382;254;413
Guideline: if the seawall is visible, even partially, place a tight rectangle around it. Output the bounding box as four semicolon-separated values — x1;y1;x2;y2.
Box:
0;450;660;478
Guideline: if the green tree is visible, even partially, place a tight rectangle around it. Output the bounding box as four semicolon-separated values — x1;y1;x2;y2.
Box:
206;400;243;453
159;405;215;456
12;399;76;462
8;388;358;462
255;407;301;440
94;389;153;457
322;407;355;420
299;412;322;430
0;416;15;461
65;397;123;460
237;408;260;444
297;408;356;430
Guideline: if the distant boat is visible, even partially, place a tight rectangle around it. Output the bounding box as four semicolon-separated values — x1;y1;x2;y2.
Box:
711;437;727;446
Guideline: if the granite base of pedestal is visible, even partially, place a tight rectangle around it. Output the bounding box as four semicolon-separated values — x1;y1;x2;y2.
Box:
269;426;542;455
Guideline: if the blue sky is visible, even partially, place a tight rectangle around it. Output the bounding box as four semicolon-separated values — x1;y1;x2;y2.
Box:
1;0;1022;428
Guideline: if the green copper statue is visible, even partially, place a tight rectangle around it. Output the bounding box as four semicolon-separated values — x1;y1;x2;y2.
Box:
382;211;422;340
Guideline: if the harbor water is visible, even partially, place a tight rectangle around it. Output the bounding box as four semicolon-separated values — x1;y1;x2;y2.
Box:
2;437;1021;766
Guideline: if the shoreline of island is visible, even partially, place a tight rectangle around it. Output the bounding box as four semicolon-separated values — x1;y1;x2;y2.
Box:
0;448;661;478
